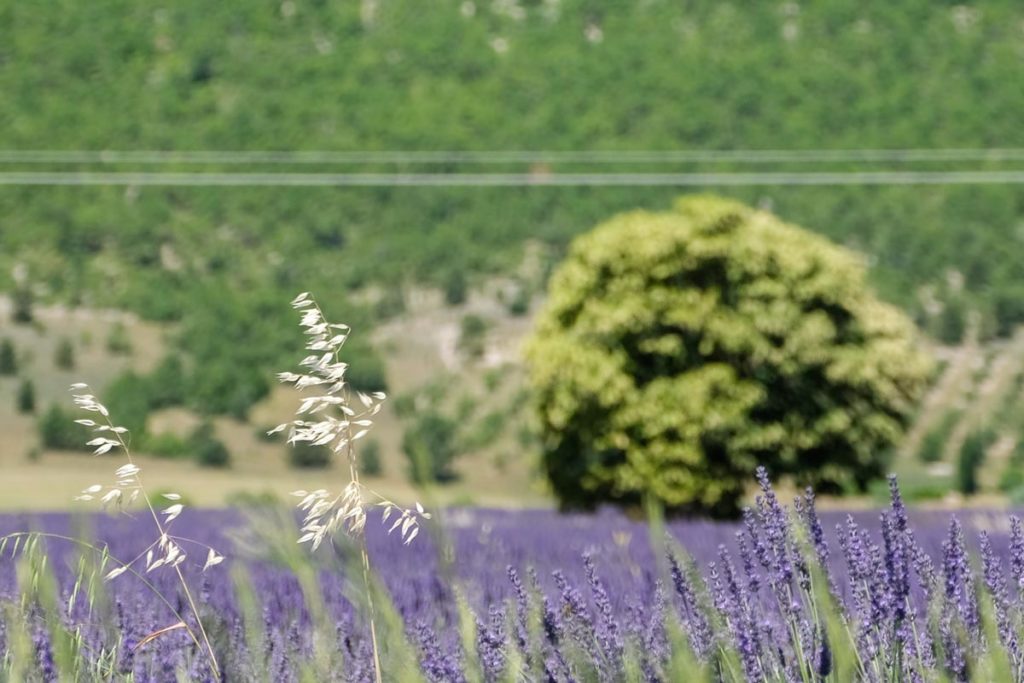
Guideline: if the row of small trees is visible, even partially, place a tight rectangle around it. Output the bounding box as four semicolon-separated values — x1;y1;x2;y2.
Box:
35;403;231;468
1;337;75;374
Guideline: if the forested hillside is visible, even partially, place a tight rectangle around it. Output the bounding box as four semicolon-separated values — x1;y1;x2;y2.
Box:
2;0;1024;416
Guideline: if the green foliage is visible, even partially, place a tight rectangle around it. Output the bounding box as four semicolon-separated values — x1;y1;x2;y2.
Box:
1001;470;1024;496
361;439;382;477
455;394;477;422
443;269;468;306
3;0;1024;444
288;441;332;469
146;355;188;408
1008;484;1024;506
90;359;190;447
0;338;16;375
458;314;489;359
933;297;968;345
999;438;1024;493
482;368;505;392
3;0;1024;345
526;196;933;516
191;421;230;468
374;286;406;320
104;322;132;355
902;482;950;504
505;282;531;317
11;286;33;324
918;412;959;463
402;411;458;483
16;378;35;414
175;288;292;416
958;428;995;495
141;431;192;459
392;393;416;419
104;371;154;436
344;344;389;394
463;409;506;451
54;337;75;370
37;404;90;451
225;490;281;507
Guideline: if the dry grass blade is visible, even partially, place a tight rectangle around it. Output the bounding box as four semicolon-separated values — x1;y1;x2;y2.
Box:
133;621;189;651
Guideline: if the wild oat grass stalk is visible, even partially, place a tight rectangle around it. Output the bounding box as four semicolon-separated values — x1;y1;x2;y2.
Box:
272;291;429;683
65;383;225;678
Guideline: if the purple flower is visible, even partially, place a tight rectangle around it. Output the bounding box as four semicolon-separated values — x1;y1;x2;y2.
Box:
475;605;507;680
979;531;1022;676
1010;516;1024;599
711;545;765;680
940;518;978;682
583;552;623;674
667;550;712;659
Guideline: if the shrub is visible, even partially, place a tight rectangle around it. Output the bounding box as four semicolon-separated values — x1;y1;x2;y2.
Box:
483;368;505;392
147;355;187;408
0;338;16;375
38;404;90;451
105;321;132;355
16;378;35;414
361;439;382;477
393;392;417;419
1001;466;1024;494
458;314;488;359
443;268;467;306
402;411;458;483
54;337;76;370
288;441;332;469
505;282;531;316
104;371;153;436
526;195;933;517
374;286;406;319
463;410;506;451
918;412;959;463
1000;437;1024;493
345;348;388;394
12;285;33;324
191;422;230;468
934;296;968;345
455;394;477;422
142;432;192;459
957;428;994;495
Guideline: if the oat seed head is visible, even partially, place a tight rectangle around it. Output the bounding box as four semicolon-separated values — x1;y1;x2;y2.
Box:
67;382;225;579
278;293;428;548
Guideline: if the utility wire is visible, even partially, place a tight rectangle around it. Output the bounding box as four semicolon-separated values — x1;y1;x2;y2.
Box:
2;149;1024;165
3;170;1024;187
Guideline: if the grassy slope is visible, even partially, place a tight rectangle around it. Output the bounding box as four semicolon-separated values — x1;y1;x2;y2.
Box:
3;286;1023;511
0;291;547;510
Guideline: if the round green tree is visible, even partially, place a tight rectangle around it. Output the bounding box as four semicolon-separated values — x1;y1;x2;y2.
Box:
525;195;932;517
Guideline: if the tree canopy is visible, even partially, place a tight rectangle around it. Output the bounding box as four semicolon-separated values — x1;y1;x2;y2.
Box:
526;195;933;516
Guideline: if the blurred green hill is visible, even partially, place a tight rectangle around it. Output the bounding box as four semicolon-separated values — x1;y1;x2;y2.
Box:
1;0;1023;435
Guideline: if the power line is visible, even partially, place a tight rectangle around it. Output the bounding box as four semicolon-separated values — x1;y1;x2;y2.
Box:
2;149;1024;165
3;170;1024;187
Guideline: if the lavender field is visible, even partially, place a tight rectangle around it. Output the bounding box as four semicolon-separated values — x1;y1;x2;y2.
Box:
2;473;1023;682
